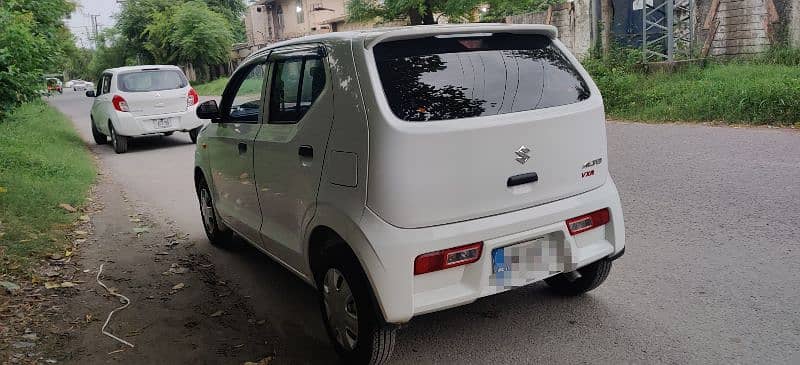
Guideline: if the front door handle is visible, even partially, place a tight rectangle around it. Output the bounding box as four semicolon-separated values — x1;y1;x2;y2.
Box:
238;142;247;155
298;145;313;159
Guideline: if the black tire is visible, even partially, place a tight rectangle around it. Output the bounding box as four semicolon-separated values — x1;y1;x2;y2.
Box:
189;127;201;144
109;123;128;154
544;259;612;296
91;119;107;145
316;242;396;365
197;177;233;246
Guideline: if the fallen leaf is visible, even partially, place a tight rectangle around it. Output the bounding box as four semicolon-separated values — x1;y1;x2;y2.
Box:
85;314;93;322
0;186;7;193
209;310;223;317
172;283;185;290
58;203;78;213
168;265;189;274
133;227;150;234
79;215;90;222
244;357;274;365
64;249;73;257
74;230;88;236
44;282;60;289
60;281;77;288
129;218;141;223
0;281;21;294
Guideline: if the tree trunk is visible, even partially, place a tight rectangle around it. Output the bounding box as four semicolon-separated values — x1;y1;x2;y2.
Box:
408;7;423;25
408;0;437;25
601;0;614;57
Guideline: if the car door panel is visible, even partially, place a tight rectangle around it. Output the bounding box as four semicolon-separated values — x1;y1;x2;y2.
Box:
205;60;269;242
254;46;333;270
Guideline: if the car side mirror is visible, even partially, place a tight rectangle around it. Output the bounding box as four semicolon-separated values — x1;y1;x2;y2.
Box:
197;100;222;122
85;90;95;97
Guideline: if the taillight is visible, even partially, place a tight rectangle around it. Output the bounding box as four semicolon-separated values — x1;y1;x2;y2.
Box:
112;95;129;112
566;208;610;236
187;88;199;107
414;242;483;275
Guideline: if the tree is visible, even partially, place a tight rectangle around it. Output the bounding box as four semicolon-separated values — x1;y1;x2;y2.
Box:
0;0;76;118
346;0;557;25
143;1;233;81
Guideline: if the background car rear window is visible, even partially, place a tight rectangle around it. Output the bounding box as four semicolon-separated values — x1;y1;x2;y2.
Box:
117;70;188;92
373;34;590;122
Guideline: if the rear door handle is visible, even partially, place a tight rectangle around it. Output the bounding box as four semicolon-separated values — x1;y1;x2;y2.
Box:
238;142;247;155
298;145;313;159
507;172;538;187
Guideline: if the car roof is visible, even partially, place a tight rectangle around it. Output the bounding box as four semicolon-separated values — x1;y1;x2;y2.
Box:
246;23;558;61
104;65;183;74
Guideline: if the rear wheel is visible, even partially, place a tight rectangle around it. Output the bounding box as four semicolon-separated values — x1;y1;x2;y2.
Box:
109;123;128;154
91;119;107;145
544;259;612;296
317;243;396;365
189;127;201;144
197;178;232;246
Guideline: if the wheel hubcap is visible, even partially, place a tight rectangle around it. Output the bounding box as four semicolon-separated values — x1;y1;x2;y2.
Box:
323;268;358;351
200;187;215;232
111;127;117;148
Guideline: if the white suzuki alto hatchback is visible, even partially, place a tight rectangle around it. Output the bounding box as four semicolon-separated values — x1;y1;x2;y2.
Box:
87;65;204;153
193;24;625;364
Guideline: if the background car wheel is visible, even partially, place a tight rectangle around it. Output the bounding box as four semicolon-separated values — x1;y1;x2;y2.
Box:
316;242;396;365
91;120;107;145
197;178;232;246
544;259;612;296
189;127;201;144
109;123;128;154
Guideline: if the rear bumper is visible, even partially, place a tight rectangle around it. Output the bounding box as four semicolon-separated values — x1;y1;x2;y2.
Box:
111;105;204;137
357;178;625;323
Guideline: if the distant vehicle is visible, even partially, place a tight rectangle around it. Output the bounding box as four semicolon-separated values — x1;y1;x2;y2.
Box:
72;80;88;91
46;78;62;94
86;65;203;153
193;24;625;364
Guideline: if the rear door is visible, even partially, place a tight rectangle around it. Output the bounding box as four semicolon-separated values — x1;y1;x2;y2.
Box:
116;68;189;117
253;45;333;268
366;33;608;228
206;60;269;241
91;73;114;134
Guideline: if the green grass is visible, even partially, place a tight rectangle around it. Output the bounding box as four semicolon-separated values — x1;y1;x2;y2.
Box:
0;101;96;272
584;53;800;125
192;77;229;96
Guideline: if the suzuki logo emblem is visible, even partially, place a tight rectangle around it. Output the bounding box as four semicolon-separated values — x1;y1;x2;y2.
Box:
515;146;531;165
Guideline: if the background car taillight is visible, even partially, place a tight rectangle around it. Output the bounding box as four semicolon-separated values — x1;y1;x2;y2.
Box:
187;88;199;107
566;208;610;236
414;242;483;275
112;95;129;112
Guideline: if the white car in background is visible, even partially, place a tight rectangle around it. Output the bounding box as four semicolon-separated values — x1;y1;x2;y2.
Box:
72;80;88;91
86;65;203;153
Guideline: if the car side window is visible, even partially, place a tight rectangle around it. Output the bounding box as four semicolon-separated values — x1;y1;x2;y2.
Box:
101;74;112;95
226;63;267;122
269;56;324;124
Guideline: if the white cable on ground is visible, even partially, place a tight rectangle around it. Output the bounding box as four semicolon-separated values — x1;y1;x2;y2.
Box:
96;264;135;348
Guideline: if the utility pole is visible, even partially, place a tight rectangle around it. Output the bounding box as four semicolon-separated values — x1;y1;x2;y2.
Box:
89;14;100;42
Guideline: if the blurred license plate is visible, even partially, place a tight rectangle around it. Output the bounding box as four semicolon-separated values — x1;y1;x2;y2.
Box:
490;237;568;289
154;118;171;128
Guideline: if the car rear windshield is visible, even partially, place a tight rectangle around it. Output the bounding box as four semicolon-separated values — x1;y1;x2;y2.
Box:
373;33;590;122
117;69;188;92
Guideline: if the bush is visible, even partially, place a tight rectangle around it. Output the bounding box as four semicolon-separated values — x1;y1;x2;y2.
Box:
581;47;800;125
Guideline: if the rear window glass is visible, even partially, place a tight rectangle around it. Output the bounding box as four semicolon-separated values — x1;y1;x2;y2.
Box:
117;69;188;92
373;34;590;122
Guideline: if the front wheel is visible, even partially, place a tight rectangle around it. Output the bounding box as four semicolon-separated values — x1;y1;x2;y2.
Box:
189;127;201;144
197;178;232;246
544;259;612;296
317;244;396;365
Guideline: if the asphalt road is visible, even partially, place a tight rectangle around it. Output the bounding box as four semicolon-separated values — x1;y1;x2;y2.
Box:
50;90;800;364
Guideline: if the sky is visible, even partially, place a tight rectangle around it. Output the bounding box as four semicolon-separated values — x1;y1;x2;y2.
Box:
66;0;121;48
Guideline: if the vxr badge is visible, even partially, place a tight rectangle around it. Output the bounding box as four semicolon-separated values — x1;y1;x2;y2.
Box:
515;146;531;165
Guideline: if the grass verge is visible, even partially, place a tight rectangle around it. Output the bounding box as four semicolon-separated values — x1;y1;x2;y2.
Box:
192;77;229;96
584;50;800;126
0;101;95;273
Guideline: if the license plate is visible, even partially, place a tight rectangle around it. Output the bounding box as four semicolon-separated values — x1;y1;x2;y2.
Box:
154;118;171;128
490;237;569;289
